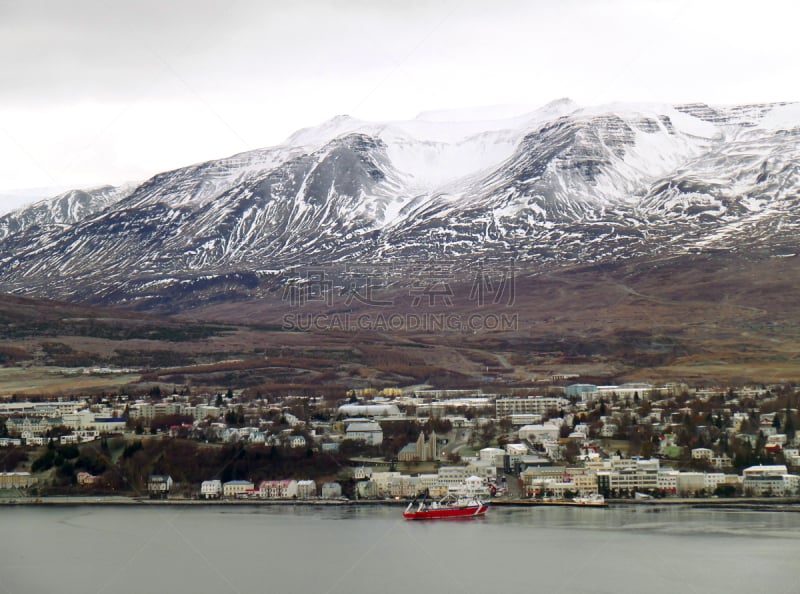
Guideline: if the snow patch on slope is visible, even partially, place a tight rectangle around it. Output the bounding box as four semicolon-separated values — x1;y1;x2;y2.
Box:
760;103;800;129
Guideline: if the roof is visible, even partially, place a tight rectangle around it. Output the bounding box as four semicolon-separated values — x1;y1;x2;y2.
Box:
258;479;295;487
338;403;400;416
346;422;382;432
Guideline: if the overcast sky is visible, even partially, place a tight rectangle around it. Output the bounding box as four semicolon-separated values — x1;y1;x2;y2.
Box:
1;0;799;212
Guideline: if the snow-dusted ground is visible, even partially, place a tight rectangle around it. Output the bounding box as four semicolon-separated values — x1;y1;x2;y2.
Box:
1;99;799;305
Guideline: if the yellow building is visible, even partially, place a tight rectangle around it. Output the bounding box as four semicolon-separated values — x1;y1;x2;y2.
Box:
0;472;36;489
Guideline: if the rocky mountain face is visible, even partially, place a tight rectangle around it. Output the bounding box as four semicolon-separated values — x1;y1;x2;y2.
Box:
0;185;133;240
1;99;799;311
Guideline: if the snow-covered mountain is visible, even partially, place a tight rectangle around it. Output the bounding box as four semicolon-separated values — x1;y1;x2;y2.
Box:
1;99;799;310
0;184;134;240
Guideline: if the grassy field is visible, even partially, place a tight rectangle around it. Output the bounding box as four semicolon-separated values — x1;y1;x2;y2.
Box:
0;367;141;396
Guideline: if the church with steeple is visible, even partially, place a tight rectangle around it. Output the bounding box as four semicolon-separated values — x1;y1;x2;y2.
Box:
399;430;438;462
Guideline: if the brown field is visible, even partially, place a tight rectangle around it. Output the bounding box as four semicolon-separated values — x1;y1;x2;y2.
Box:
2;251;800;396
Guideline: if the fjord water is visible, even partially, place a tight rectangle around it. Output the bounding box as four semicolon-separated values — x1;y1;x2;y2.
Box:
1;505;798;594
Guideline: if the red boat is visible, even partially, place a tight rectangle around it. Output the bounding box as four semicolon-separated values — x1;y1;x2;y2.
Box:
403;496;489;520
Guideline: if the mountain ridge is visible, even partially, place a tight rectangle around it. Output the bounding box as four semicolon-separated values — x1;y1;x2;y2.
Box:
1;99;799;311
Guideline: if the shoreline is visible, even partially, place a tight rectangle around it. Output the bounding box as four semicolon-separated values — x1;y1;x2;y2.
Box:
0;496;406;507
2;495;799;511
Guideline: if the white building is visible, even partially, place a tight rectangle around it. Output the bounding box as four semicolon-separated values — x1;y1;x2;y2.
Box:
509;413;543;426
354;467;372;480
6;417;59;436
594;383;653;402
201;480;222;499
128;403;155;420
784;474;800;495
691;448;713;461
194;405;221;420
296;480;317;499
676;472;706;496
62;410;95;429
479;447;506;466
355;480;381;499
784;448;800;466
288;435;307;448
223;480;255;498
496;397;569;418
704;473;728;492
337;403;401;417
416;474;445;497
506;443;528;466
600;422;618;438
345;422;383;446
148;475;173;498
449;475;491;498
657;470;680;494
569;468;600;495
742;465;795;496
258;479;298;499
58;410;125;434
75;429;100;442
466;460;498;482
541;438;563;460
389;475;419;498
767;434;788;446
437;466;468;488
596;458;660;493
711;454;733;469
321;482;343;499
518;424;560;444
0;400;86;417
370;471;401;496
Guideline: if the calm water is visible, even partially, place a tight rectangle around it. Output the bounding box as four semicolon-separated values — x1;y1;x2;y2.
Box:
1;504;798;594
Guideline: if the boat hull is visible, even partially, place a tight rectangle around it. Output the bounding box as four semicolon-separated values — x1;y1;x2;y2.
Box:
403;503;488;520
572;494;606;507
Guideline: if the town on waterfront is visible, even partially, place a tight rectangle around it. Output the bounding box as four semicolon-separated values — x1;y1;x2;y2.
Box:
2;380;798;506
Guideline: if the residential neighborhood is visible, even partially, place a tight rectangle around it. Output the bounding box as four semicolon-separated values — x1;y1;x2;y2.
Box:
1;379;798;503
